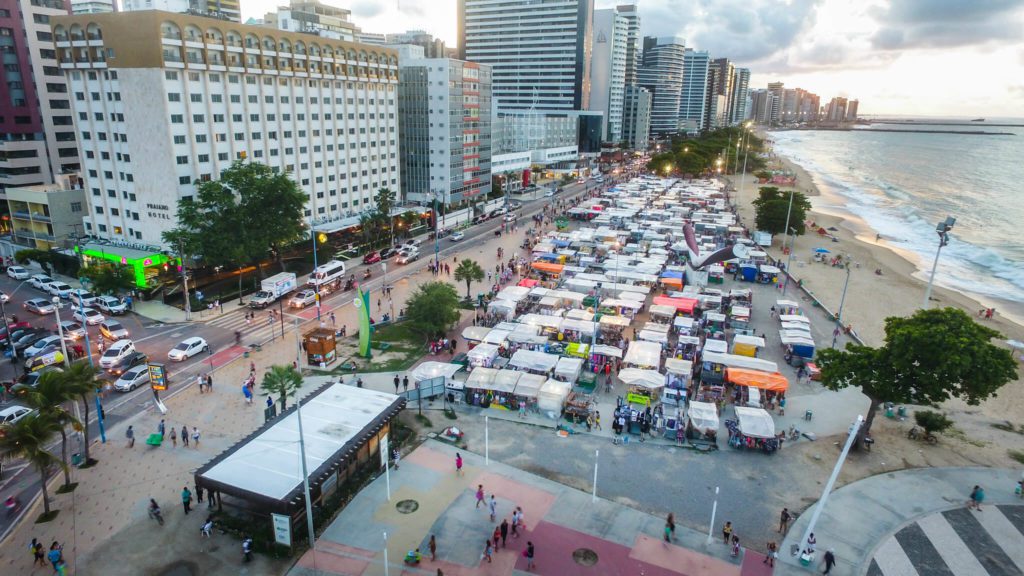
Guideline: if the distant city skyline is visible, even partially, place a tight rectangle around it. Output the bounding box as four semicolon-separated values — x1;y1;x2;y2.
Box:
238;0;1024;117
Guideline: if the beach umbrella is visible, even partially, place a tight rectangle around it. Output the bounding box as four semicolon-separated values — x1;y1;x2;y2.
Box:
814;248;831;254
1007;340;1024;359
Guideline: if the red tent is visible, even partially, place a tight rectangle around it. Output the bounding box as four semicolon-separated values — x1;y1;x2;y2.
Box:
652;296;698;314
518;278;539;288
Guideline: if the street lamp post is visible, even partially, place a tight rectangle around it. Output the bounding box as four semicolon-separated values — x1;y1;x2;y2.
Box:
52;296;83;446
782;225;796;295
922;216;955;309
75;289;105;442
310;219;322;321
0;296;15;380
831;257;853;349
431;191;441;269
798;416;863;558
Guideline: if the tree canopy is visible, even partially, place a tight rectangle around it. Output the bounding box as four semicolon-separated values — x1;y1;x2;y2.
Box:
163;161;307;276
752;187;812;235
79;263;135;295
454;259;485;299
818;307;1018;444
261;364;303;411
645;127;767;176
405;281;461;340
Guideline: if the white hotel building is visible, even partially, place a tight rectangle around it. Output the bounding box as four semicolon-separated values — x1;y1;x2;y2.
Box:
51;10;399;247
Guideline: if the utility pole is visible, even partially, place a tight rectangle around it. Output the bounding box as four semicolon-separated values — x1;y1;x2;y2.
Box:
178;242;191;321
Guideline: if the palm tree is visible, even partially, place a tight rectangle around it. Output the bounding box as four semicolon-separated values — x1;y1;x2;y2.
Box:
62;361;103;466
13;371;79;489
260;365;303;411
0;414;64;516
454;259;485;300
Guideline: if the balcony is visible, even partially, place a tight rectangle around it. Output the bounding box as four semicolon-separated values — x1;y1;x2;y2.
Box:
12;210;51;222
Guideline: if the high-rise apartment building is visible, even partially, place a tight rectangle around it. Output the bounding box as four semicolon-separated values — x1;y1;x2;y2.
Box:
0;0;79;192
703;63;725;130
845;99;858;121
52;10;400;246
266;0;360;41
781;88;799;123
825;96;849;122
589;8;627;142
617;3;640;86
766;81;784;124
710;57;733;128
729;67;750;125
386;30;447;58
622;85;650;150
398;58;491;207
71;0;114;13
637;36;685;136
680;48;709;134
458;0;593;111
120;0;240;22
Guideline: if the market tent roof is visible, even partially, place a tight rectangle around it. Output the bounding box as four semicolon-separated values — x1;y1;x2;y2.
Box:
624;340;662;368
726;368;790;392
531;262;565;274
508;349;560;373
560;318;596;335
701;351;778;373
554;357;584;380
518;278;540;287
703;339;728;354
638;329;668;343
664;358;693;375
461;326;491;342
483;329;512;345
652;296;698;313
673;316;695;330
781;322;814;334
519;314;563;329
491;370;522;393
730;306;751;318
465;367;498;388
467;343;500;363
732;334;765;348
564;308;594;321
735;406;776;438
779;314;810;324
487;300;516;318
649;304;677;317
496;286;531;302
507;332;550;345
599;314;632;328
618;368;665;389
513;373;546;399
592;344;623;358
688;401;719;433
537;379;571;412
411;362;464;383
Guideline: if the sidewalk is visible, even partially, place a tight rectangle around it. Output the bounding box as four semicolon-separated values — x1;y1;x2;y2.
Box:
778;466;1024;575
289;440;775;576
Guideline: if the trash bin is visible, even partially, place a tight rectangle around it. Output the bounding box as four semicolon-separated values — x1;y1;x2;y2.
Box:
897;406;907;418
244;351;250;358
804;410;813;421
71;453;83;467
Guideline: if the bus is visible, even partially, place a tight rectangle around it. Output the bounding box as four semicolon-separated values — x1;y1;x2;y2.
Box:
307;260;347;288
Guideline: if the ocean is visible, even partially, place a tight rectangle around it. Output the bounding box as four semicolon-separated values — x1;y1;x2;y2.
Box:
768;118;1024;322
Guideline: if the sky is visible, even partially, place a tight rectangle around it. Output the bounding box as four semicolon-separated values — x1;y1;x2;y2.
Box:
240;0;1024;117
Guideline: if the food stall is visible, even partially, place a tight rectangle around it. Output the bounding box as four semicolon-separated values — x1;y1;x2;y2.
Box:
663;358;692;407
461;326;491;346
731;334;765;357
512;372;546;413
673;316;696;336
623;340;662;370
757;264;781;284
726;406;780;454
686;400;720;446
508;349;560;376
618;368;665;406
464;367;498;406
467;343;500;368
537;378;572;415
649;304;677;324
554;357;585;385
302;328;337;367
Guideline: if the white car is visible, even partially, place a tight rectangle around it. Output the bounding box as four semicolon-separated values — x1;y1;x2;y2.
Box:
73;307;105;326
59;320;87;340
23;298;56;315
69;289;98;308
450;231;465;242
99;319;129;341
6;266;30;280
544;190;555;197
288;289;317;308
46;281;74;299
29;274;54;290
396;249;419;264
95;295;127;315
98;339;136;369
114;365;149;392
503;213;517;222
168;336;208;361
24;335;70;358
0;405;34;425
0;290;8;303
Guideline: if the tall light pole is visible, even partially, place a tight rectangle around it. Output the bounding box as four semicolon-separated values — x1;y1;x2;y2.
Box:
922;216;955;309
310;219;322;322
798;415;863;557
177;243;191;321
0;296;15;380
75;289;105;442
706;486;720;544
737;125;751;209
431;190;441;269
831;257;853;349
296;396;317;561
52;297;82;446
782;225;796;296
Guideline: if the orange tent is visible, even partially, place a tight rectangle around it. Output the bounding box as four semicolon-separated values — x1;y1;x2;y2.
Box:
518;278;539;287
725;368;789;392
659;277;683;288
652;296;698;314
531;262;564;275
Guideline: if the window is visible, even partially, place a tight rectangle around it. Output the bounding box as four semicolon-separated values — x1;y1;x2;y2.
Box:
170;114;183;124
195;134;207;143
165;71;178;80
176;155;188;165
179;175;191;184
197;154;209;163
168;93;181;102
190;93;202;103
192;114;204;123
70;202;82;212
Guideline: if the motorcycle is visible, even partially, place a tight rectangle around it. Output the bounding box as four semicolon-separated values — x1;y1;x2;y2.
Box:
363;269;372;279
344;277;355;291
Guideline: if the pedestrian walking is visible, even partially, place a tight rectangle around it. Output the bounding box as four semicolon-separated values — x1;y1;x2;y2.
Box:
169;426;177;448
511;509;520;538
330;312;336;327
500;518;509;548
475;484;484;509
722;521;732;545
731;536;740;557
403;375;409;392
392;448;400;470
969;485;985;510
394;374;400;394
764;541;778;567
206;374;213;391
779;507;791;533
196;480;203;503
455;453;463;475
492;525;501;550
429;534;437;560
197;373;205;393
242;383;253;404
488;494;497;522
525;541;535;570
126;425;135;448
207;488;215;509
664;513;675;542
47;542;63;572
482;540;492;563
806;532;817;553
181;425;189;447
242;536;253;562
822;549;837;574
182;487;193;514
31;538;45;566
192;427;201;447
158;419;165;439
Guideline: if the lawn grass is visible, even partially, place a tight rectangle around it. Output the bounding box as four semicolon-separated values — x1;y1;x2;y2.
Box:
332;321;427;373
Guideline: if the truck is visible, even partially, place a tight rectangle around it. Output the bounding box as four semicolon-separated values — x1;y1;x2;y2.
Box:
249;272;297;309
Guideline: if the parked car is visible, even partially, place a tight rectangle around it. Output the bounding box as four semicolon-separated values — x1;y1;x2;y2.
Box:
58;320;87;340
0;321;32;342
98;339;136;369
362;251;382;265
167;336;209;361
95;295;127;315
503;213;517;222
380;247;399;259
99;319;129;341
544;190;556;197
6;266;30;280
24;298;56;315
25;349;65;372
73;307;105;326
450;230;465;242
287;289;317;308
24;335;71;358
69;289;98;308
46;281;74;299
106;351;148;377
13;330;52;354
396;248;419;265
28;274;54;290
0;290;7;303
113;365;150;392
0;405;33;425
4;327;41;347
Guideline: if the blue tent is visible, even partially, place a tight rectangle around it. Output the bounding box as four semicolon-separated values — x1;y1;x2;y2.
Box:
660;270;684;280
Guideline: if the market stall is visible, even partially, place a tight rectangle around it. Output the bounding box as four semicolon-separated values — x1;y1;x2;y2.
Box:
464;367;498;406
512;372;546;413
731;334;765;357
776;300;802;315
652;295;699;316
554;357;585;385
726;407;780;453
508;349;560;376
487;299;517;321
538;378;572;415
467;343;500;368
461;326;491;346
302;328;337;367
674;335;701;361
618;368;665;406
623;340;662;369
649;304;677;324
663;358;692;407
411;362;464;386
729;305;752;332
686;400;720;445
757;265;781;284
673;316;695;336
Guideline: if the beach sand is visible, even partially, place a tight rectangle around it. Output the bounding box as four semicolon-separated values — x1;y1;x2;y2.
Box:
730;148;1024;464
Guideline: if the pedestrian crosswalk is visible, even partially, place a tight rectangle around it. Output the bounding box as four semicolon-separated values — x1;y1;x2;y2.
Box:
869;505;1024;576
206;308;302;347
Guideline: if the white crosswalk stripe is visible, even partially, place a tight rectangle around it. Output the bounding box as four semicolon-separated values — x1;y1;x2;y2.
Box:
206;310;298;345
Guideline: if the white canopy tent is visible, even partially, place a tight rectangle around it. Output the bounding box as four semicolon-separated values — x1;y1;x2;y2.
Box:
467;343;500;367
618;368;666;390
735;406;776;438
483;329;512;346
537;379;572;413
461;326;491;342
701;351;779;373
687;401;720;435
554;357;585;383
623;340;662;368
464;367;498;389
487;299;517;321
508;349;560;373
703;339;728;354
410;362;463;384
514;372;546;400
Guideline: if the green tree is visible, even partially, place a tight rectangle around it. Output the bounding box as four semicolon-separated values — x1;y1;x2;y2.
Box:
13;371;79;489
261;365;303;411
62;361;103;466
818;307;1018;445
14;249;53;274
914;410;953;436
78;263;135;295
405;282;461;341
0;413;64;516
454;259;485;300
752;187;812;235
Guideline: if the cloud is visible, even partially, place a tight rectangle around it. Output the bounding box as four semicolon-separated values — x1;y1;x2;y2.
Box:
350;0;386;19
870;0;1024;49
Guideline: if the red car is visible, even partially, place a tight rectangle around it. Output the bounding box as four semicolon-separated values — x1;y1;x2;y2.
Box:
0;321;32;340
362;251;382;265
